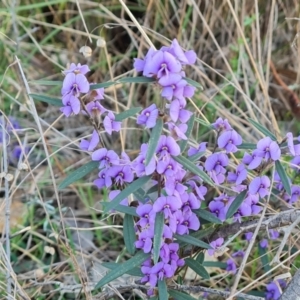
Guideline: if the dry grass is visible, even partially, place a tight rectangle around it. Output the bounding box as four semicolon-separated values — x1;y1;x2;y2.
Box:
1;0;300;299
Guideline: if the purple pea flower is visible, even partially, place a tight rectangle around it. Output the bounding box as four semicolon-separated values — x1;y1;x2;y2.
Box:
207;237;224;256
106;165;134;186
181;192;201;213
209;200;226;221
167;122;187;140
132;144;156;176
244;194;262;215
269;229;279;240
187;180;207;201
88;86;105;100
256;137;281;161
103;112;121;135
168;98;192;123
150;261;174;283
94;168;112;188
153;196;182;219
188;142;207;156
291;155;300;171
156;157;180;176
176;211;200;235
135;228;154;253
232;250;244;258
242;151;263;170
265;281;281;300
60;94;81;117
156;135;180;157
227;164;247;185
244;232;253;241
61;73;89;97
212;117;232;131
286;132;300;156
249;176;271;198
218;130;242;153
85;100;106;117
136;203;155;227
260;239;268;248
109;190;128;206
134;48;156;72
233;202;252;222
226;259;237;274
284;185;300;204
137;104;159;128
160;78;187;101
80;129;99;151
165;169;187;196
63;63;90;75
92;148;119;168
205;153;229;173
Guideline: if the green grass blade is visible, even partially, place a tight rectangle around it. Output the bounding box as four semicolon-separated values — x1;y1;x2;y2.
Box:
174;234;212;249
275;160;291;196
185;258;210;280
123;214;136;255
30;94;61;107
179;114;195;152
153;212;164;264
146;119;163;166
158;280;168;300
248;118;277;141
94;251;149;290
115;107;142;121
172;155;214;185
104;175;152;213
59;161;99;189
226;190;247;219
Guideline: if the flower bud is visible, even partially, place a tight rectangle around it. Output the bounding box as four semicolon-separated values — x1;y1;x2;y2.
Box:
79;46;92;58
96;37;106;48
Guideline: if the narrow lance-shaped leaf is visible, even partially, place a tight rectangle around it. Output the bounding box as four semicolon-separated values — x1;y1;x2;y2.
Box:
275;160;291;196
153;212;164;264
169;290;197;300
174;234;212;249
185;258;210;280
118;76;156;84
146;119;163;166
59;161;99;189
225;190;247;219
101;262;143;277
115;107;142;122
183;77;204;90
94;251;149;290
195;118;213;129
158;280;168;300
90;81;116;89
194;209;223;224
30;94;61;107
123;214;136;255
179;114;195;152
172;155;214;185
104;175;152;213
29;80;62;86
202;261;227;268
248;118;277;141
101;203;138;216
196;252;204;264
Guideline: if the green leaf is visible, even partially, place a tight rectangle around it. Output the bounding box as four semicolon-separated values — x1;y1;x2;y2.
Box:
101;203;138;216
275;160;291;196
59;161;99;189
179;114;195;152
94;251;149;289
146;184;159;195
226;190;247;219
185;258;210;280
174;234;212;249
118;76;156;84
123;214;136;255
169;290;197;300
258;245;270;272
183;77;204;90
90;81;116;89
248;119;277;141
153;213;164;264
30;94;61;107
188;151;206;162
196;252;204;264
29;80;62;86
194;209;223;224
133;188;146;202
202;261;227;268
104;176;152;213
237;143;257;150
115;107;142;122
146;119;163;166
158;280;168;300
172;155;214;185
101;262;143;277
195;118;213;129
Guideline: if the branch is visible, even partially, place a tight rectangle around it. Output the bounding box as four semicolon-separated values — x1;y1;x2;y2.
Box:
279;269;300;300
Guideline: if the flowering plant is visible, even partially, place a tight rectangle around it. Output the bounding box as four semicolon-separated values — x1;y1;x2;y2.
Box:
33;38;300;299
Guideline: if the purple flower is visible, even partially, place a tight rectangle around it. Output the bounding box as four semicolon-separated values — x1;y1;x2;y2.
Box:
88;86;105;100
218;130;242;153
212;117;231;131
244;194;262;215
61;73;89;97
63;63;90;75
284;185;300;204
244;232;253;241
286;132;300;156
92;148;119;168
160;78;187;101
135;228;154;253
134;48;156;72
156;135;180;157
168;98;192;123
143;50;181;79
233;202;252;222
205;153;229;173
232;250;244;258
106;165;134;186
167;122;187;140
136;203;155;227
226;259;237;274
187;180;207;201
60;94;81;116
259;239;268;248
207;237;224;256
150;261;174;283
80;129;99;151
137;104;159;128
132;144;156;176
94;168;112;188
269;229;279;240
156;157;180;176
209;200;226;221
227;164;247;185
291;156;300;171
165;169;187;196
249;176;271;198
176;211;200;235
109;190;128;206
256;137;281;161
153;196;182;219
265;281;281;300
85;100;106;117
242;151;262;170
181;192;201;212
188;142;207;156
103;112;121;135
